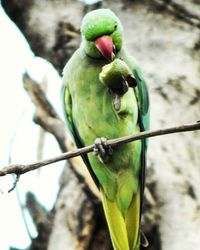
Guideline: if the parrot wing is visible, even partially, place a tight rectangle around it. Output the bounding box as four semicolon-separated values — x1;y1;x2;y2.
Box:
61;82;100;187
134;65;150;133
134;64;150;232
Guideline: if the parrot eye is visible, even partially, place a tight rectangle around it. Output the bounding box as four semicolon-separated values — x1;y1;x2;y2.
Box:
114;24;117;29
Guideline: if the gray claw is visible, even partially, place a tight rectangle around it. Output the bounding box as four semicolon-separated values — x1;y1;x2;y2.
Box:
93;146;99;156
93;137;113;163
101;137;113;156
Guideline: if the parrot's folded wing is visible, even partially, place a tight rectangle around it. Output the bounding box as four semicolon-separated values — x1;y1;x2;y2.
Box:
134;64;150;220
134;65;150;133
61;82;100;187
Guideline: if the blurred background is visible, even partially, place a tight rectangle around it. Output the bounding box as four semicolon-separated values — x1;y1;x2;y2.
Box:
0;0;200;250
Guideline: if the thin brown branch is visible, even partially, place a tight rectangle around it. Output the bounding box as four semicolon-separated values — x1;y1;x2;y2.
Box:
0;121;200;177
8;174;20;193
23;73;59;119
23;73;68;152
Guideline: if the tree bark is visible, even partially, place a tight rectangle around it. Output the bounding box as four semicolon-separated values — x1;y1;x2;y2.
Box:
2;0;200;250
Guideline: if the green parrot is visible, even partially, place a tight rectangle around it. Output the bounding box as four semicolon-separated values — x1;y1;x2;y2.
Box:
62;8;149;250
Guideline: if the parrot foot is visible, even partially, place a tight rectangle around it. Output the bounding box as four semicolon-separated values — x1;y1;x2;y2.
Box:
93;137;113;164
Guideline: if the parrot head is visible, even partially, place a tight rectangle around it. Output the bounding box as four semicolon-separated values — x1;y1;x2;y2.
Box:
81;8;123;61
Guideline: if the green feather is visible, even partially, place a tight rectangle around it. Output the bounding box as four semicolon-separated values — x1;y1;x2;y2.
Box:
62;8;149;250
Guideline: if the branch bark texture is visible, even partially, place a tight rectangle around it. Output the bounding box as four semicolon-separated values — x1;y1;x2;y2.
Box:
1;121;200;177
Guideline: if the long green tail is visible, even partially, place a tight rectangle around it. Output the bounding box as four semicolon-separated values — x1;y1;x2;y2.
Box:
100;188;141;250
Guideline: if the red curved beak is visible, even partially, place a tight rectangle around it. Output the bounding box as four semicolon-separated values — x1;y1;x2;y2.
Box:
95;35;115;61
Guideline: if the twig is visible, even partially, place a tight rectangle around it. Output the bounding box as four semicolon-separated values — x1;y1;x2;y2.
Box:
0;121;200;177
23;73;68;153
8;174;20;193
23;73;59;119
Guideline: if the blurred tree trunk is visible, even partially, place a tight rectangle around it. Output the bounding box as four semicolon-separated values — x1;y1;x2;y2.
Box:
2;0;200;250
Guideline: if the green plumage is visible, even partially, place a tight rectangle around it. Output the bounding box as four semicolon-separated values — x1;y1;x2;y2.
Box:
62;8;149;250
